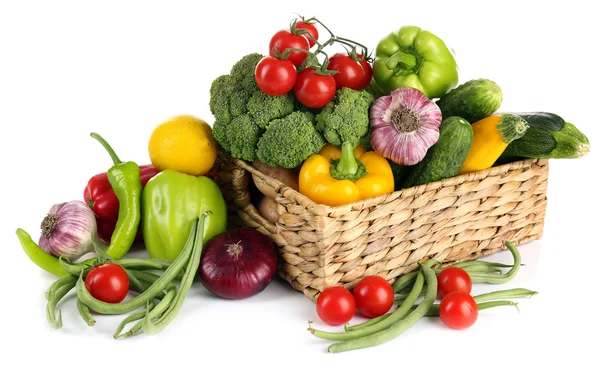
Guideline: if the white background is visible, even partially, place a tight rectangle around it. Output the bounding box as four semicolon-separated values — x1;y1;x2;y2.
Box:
1;0;599;369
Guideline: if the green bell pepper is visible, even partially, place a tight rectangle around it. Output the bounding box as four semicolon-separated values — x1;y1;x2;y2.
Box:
373;26;459;99
141;169;227;261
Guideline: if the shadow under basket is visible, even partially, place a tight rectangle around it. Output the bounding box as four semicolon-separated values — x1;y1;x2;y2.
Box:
211;154;549;302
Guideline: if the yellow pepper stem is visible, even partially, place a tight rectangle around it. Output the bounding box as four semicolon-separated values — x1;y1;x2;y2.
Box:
331;142;367;181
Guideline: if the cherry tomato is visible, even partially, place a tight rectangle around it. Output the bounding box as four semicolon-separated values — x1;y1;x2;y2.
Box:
269;30;310;67
352;276;394;318
316;287;356;326
294;68;336;108
437;266;472;298
327;53;366;91
439;291;478;330
85;263;129;304
357;54;373;90
255;56;297;96
295;21;319;48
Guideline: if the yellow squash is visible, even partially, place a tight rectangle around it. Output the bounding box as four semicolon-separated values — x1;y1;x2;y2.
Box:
459;114;529;174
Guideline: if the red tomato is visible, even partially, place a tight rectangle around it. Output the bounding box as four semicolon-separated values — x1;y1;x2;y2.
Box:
295;21;319;47
439;291;478;330
316;287;356;326
357;54;373;89
294;68;336;108
269;30;310;67
352;276;394;318
327;53;365;90
85;263;129;304
255;56;297;96
437;267;472;298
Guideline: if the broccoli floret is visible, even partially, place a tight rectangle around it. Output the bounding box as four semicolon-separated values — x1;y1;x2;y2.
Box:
256;111;325;168
315;87;374;148
247;91;295;129
230;53;263;82
209;53;304;162
224;114;264;162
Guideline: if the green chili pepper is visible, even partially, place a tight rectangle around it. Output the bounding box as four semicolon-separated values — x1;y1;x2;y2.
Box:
141;169;227;261
16;228;69;276
372;25;459;99
90;132;142;260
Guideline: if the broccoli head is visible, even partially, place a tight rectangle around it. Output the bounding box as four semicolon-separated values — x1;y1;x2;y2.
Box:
315;87;374;148
209;53;297;162
256;111;325;168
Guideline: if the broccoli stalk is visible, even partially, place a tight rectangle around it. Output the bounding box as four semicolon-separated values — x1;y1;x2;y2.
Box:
330;142;367;181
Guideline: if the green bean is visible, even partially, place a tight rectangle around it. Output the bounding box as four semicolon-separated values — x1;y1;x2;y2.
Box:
75;217;199;315
113;299;159;339
473;288;537;302
310;263;427;341
76;298;96;326
125;268;145;293
424;300;519;317
328;261;438;353
45;274;78;301
117;259;185;280
466;241;521;284
344;314;389;332
141;214;209;334
46;277;77;329
58;257;95;277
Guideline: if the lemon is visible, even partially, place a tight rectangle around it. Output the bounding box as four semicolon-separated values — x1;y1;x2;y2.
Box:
148;114;218;176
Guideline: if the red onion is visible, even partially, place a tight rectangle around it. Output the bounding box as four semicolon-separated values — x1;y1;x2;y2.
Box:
39;200;97;260
199;228;279;299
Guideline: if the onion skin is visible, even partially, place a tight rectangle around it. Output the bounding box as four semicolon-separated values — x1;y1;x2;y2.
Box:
199;228;279;299
39;200;97;261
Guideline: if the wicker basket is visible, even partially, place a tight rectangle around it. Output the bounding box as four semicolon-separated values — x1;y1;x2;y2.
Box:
211;154;549;302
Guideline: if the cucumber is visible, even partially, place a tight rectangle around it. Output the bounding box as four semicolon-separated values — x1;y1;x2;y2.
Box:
436;79;503;123
402;116;474;188
500;112;590;159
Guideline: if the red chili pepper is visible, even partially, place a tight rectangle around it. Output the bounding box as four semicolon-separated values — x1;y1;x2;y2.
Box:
84;164;159;244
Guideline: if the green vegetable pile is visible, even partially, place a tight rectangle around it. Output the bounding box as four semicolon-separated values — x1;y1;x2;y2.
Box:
210;53;373;168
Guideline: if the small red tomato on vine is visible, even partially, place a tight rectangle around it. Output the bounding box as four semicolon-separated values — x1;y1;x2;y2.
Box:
327;53;372;91
294;68;336;108
255;56;297;96
269;29;310;67
295;21;319;48
85;263;129;304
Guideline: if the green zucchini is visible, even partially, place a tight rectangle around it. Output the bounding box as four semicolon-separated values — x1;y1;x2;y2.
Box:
436;79;503;123
500;112;590;159
402;116;474;188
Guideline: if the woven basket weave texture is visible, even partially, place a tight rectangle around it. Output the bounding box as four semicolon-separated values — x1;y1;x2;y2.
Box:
212;155;548;302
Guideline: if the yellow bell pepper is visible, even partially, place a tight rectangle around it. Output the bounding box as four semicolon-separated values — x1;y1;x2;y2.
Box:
299;142;394;206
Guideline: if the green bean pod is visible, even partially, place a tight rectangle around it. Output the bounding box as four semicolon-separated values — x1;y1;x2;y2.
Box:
113;300;157;339
328;261;438;353
425;300;519;317
46;276;77;329
141;214;209;334
75;218;199;315
76;299;96;326
466;241;521;284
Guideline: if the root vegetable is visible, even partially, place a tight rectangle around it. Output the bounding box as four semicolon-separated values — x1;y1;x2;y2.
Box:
252;159;299;199
258;196;279;224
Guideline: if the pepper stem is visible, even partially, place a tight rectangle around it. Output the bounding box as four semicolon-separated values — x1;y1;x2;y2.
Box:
330;142;368;181
337;142;359;176
386;50;417;71
90;132;123;165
